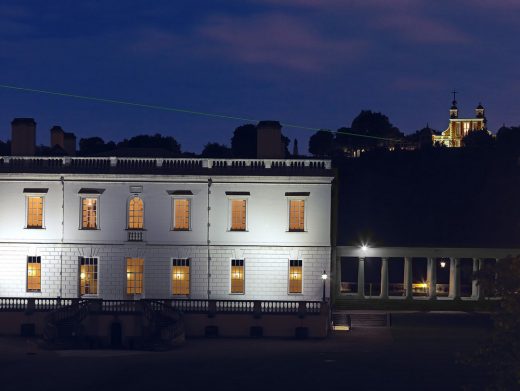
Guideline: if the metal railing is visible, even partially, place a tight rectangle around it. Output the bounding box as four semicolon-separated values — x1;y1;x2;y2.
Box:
127;230;144;242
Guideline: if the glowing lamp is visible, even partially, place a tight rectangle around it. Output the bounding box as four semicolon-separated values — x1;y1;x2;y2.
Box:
361;244;368;252
440;261;446;268
321;271;328;280
80;272;86;280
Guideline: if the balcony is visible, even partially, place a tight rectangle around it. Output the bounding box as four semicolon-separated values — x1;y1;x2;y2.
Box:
127;230;144;242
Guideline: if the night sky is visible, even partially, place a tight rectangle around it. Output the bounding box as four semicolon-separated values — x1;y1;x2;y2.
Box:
1;1;519;153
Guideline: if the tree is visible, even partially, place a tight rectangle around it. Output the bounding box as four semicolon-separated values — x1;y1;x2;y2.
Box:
308;130;334;157
496;125;520;156
350;110;404;149
461;129;494;149
465;255;520;388
201;142;231;158
231;124;257;158
405;126;436;148
0;140;9;155
117;133;181;155
79;137;116;155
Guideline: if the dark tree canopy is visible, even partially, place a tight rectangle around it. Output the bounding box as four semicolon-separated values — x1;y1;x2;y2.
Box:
405;126;436;148
351;110;404;146
231;124;257;158
79;137;116;155
308;130;334;157
0;140;10;155
496;125;520;156
201;142;232;158
117;133;181;154
461;129;494;149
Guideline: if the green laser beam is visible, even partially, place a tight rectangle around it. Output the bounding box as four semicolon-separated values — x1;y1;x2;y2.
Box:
0;83;399;142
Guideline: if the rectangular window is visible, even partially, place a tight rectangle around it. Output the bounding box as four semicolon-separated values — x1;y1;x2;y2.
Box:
172;258;190;295
126;258;144;294
289;259;303;293
81;197;98;229
289;200;305;231
27;256;41;292
230;200;246;231
27;196;44;228
231;259;245;293
80;257;98;295
173;199;190;230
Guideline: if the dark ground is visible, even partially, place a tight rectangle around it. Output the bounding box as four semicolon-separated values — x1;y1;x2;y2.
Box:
0;326;491;391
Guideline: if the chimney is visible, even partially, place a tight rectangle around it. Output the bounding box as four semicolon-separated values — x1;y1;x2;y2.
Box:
50;125;76;155
256;120;284;159
11;118;36;156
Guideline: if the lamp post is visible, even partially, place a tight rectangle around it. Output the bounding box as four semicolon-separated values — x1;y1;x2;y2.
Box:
321;270;328;302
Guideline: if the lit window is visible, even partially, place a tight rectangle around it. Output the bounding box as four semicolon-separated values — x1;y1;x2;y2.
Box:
126;258;144;295
27;196;44;228
79;257;98;295
27;256;41;292
230;200;246;231
289;260;303;293
128;196;144;229
173;199;190;230
289;200;305;231
81;197;98;229
172;258;190;295
231;259;245;293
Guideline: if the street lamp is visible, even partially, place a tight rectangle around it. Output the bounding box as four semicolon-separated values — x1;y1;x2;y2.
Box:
321;270;328;302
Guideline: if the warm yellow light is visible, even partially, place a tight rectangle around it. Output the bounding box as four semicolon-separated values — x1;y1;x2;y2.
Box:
127;272;131;279
80;272;86;280
174;272;183;280
415;282;428;289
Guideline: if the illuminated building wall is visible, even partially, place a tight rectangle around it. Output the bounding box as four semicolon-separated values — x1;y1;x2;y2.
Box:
0;157;332;301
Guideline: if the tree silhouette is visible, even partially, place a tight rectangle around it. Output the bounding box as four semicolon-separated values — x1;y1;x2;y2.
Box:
231;124;257;158
351;110;404;149
117;133;181;155
79;137;116;155
496;125;520;156
461;129;494;149
201;142;231;158
309;130;334;157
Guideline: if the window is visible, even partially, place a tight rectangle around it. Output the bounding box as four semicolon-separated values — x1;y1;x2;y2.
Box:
79;257;98;295
27;196;44;228
81;197;98;229
231;259;245;293
289;260;303;293
173;199;190;230
128;196;144;229
230;200;246;231
27;256;41;292
289;200;305;231
126;258;144;294
172;258;190;295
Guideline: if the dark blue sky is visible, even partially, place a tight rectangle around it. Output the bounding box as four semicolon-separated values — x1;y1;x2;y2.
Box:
1;1;519;153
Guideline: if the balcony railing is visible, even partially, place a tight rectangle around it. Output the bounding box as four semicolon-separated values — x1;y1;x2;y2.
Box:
127;230;144;242
0;156;332;175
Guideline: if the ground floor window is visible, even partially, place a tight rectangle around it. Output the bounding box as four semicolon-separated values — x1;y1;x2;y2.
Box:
126;258;144;294
80;257;98;295
289;259;303;293
27;256;41;292
231;259;245;293
172;258;190;295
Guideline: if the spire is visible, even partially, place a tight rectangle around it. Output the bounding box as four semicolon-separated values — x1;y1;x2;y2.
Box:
450;90;459;119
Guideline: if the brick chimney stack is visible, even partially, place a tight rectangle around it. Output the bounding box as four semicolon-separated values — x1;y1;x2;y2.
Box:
50;125;76;155
256;120;284;159
11;118;36;156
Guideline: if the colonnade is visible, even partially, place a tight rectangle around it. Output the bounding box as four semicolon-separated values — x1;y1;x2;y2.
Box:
332;246;519;301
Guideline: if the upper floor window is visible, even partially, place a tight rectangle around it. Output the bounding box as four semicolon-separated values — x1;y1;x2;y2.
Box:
289;200;305;232
231;200;246;231
79;188;104;230
24;188;48;229
173;199;190;231
27;256;41;292
128;196;144;229
81;197;98;229
79;257;98;295
27;196;44;228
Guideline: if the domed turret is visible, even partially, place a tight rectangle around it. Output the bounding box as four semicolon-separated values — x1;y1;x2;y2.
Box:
475;102;485;118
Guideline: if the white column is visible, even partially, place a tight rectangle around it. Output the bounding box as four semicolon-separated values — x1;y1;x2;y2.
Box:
449;258;461;299
380;258;389;299
357;257;365;298
404;257;413;300
472;258;481;300
427;257;437;300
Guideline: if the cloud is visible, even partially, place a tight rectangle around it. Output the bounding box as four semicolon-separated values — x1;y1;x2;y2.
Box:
196;14;367;72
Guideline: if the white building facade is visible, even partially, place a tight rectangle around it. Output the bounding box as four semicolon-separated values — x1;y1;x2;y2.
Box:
0;157;333;302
